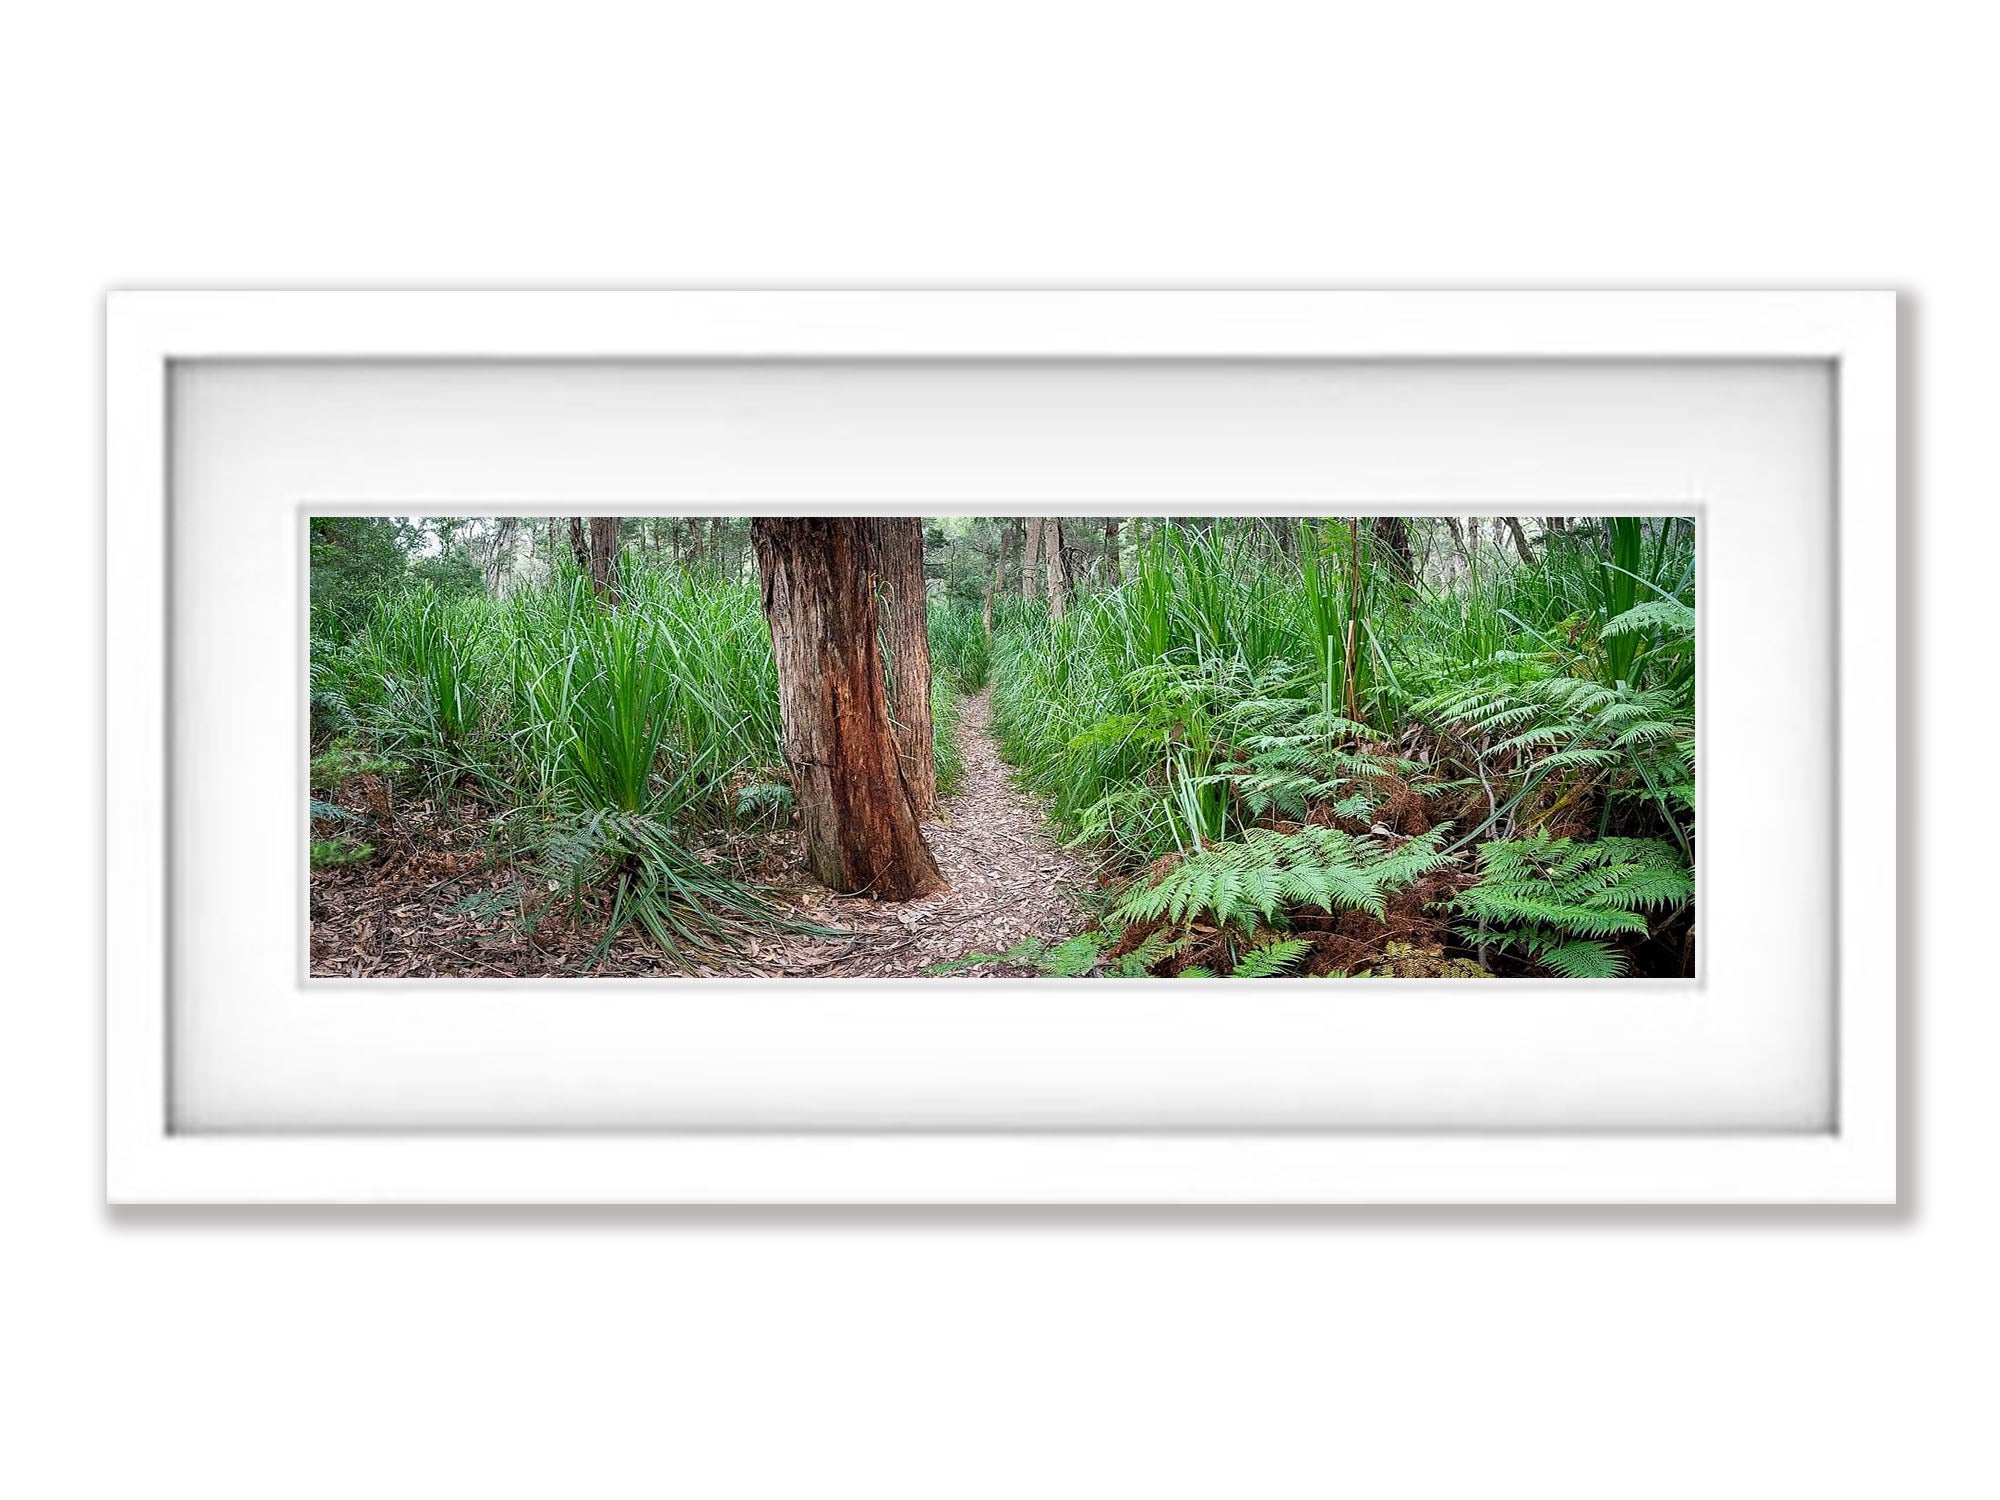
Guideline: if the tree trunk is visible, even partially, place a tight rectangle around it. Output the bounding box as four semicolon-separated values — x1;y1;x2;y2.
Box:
870;517;940;819
1371;516;1412;577
569;517;622;606
1443;516;1473;568
1102;516;1121;585
1021;514;1041;599
483;516;520;593
590;518;622;603
1501;515;1535;565
1044;517;1070;620
751;518;943;900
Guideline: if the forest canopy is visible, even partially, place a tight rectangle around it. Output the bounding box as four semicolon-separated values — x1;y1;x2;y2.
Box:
309;514;1696;980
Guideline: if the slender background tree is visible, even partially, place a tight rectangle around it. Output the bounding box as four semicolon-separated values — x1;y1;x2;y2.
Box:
1043;517;1070;620
569;516;623;606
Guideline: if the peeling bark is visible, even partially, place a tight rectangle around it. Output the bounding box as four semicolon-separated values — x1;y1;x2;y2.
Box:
871;517;939;819
751;518;943;900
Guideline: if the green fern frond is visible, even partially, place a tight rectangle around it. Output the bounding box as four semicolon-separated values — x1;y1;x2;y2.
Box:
1452;829;1690;978
1115;824;1445;932
1041;933;1110;976
1230;938;1311;977
1539;940;1629;978
928;932;1115;977
1600;599;1695;639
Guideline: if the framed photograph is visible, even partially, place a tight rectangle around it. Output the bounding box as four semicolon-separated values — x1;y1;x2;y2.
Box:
107;290;1895;1203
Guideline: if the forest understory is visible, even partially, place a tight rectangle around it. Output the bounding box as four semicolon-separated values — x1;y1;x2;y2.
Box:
310;689;1094;978
310;514;1696;981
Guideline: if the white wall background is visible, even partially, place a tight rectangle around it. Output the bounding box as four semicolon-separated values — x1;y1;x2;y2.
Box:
0;4;1983;1496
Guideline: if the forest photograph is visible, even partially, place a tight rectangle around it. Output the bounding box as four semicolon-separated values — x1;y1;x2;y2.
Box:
309;514;1696;980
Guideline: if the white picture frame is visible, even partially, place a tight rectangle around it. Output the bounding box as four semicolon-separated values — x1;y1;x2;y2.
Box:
107;290;1896;1204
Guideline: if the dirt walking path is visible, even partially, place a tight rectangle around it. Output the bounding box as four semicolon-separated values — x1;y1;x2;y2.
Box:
739;690;1096;977
311;690;1095;979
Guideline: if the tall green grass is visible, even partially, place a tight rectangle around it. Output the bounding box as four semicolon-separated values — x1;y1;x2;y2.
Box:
314;518;1695;975
355;591;496;777
929;600;992;692
931;679;965;796
505;569;783;819
315;552;973;962
990;519;1696;864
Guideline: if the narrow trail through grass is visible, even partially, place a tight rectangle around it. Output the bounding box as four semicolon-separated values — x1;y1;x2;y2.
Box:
735;690;1094;977
313;516;1695;979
